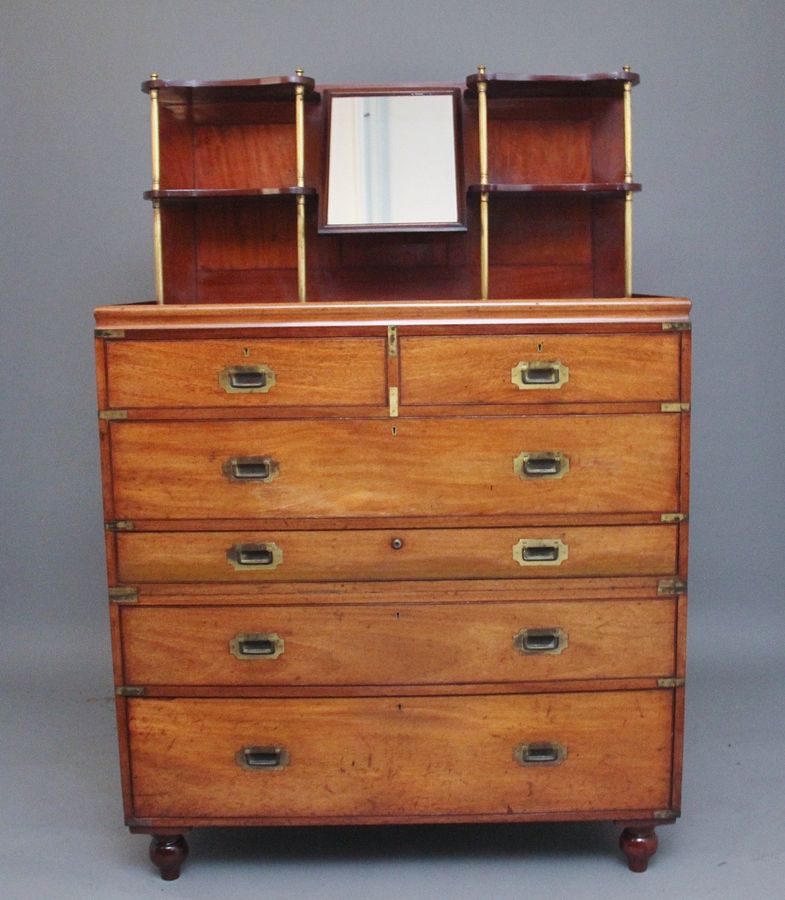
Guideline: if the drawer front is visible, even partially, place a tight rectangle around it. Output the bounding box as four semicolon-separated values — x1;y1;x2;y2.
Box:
110;414;680;519
121;599;676;686
105;337;387;408
400;334;681;405
128;691;673;818
116;525;677;583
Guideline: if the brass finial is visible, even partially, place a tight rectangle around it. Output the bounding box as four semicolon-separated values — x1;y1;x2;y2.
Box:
477;65;487;76
622;64;631;73
295;67;304;76
150;72;159;81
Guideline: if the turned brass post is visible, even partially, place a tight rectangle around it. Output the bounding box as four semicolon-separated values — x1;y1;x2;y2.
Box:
477;65;489;300
623;64;633;297
149;72;164;304
295;68;307;302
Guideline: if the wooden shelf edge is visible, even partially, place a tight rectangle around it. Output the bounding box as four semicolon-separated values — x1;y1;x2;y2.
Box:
145;187;317;201
467;182;641;195
465;70;639;95
142;74;318;100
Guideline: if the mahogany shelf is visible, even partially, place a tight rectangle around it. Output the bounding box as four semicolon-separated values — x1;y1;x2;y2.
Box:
145;187;317;201
465;71;639;97
467;182;641;195
141;74;319;103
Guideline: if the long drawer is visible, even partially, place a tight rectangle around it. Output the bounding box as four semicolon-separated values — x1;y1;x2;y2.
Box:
120;599;676;686
116;525;677;583
109;414;680;519
104;337;387;408
128;691;674;818
399;334;681;405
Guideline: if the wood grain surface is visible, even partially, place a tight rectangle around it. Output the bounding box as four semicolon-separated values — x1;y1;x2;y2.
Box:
128;691;673;818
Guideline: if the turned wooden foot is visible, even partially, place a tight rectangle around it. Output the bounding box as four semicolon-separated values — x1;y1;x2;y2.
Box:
619;825;658;872
149;833;189;880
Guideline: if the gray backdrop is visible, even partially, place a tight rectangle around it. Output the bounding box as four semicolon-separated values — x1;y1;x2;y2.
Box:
2;2;783;897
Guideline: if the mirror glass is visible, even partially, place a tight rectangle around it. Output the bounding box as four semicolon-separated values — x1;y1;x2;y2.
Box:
325;93;463;230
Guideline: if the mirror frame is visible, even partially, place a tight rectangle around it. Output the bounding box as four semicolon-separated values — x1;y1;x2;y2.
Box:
319;87;466;233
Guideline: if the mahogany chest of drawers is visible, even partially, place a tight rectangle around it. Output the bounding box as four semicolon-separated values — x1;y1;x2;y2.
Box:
96;297;690;877
96;68;690;878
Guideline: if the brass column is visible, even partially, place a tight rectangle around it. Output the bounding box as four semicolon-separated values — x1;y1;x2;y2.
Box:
477;65;489;300
295;68;307;302
623;65;633;297
149;72;164;304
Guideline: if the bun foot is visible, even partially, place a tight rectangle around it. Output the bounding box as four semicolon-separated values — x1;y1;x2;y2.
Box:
149;833;189;880
619;826;658;872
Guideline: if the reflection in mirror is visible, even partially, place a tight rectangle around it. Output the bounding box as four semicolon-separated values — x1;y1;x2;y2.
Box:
325;93;463;230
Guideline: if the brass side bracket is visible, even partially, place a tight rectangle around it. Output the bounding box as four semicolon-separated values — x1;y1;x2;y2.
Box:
109;587;139;604
99;409;128;421
388;386;399;418
387;325;398;357
657;578;687;596
106;520;135;532
657;677;686;689
661;512;688;523
117;686;145;697
661;402;690;413
95;328;125;339
662;322;691;332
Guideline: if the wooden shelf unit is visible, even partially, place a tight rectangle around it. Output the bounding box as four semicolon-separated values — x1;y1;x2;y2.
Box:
143;71;637;304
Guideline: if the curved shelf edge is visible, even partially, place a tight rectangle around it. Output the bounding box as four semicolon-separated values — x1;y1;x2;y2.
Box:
467;182;642;195
465;71;639;96
144;187;318;201
142;75;319;101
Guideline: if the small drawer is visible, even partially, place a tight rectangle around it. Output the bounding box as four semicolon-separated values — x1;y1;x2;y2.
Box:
399;334;681;405
127;691;674;818
109;414;680;520
105;337;387;409
116;525;677;583
120;599;677;686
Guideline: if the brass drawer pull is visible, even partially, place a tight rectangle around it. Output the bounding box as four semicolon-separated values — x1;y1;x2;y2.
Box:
230;633;284;660
227;542;283;571
219;364;276;393
514;628;568;655
223;456;279;483
511;360;569;390
236;746;289;770
513;538;568;566
515;742;567;766
514;451;570;480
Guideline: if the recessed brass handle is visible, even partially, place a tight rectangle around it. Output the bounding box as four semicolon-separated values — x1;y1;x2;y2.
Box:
514;451;570;480
514;628;568;655
222;456;279;483
227;542;283;571
236;746;289;770
511;360;569;390
514;742;567;766
219;364;276;393
512;538;568;566
230;633;285;660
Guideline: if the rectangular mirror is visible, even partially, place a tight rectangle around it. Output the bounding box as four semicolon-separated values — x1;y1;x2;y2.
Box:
321;90;465;232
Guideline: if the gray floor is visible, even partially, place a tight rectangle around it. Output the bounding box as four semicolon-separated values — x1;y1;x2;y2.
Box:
2;607;783;900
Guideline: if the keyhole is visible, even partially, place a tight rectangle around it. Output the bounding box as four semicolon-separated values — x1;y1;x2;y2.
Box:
243;347;250;357
536;342;544;352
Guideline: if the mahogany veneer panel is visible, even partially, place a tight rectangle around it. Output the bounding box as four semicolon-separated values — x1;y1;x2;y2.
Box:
105;337;386;408
120;599;677;687
115;524;677;584
108;414;680;520
400;334;680;405
128;691;673;818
